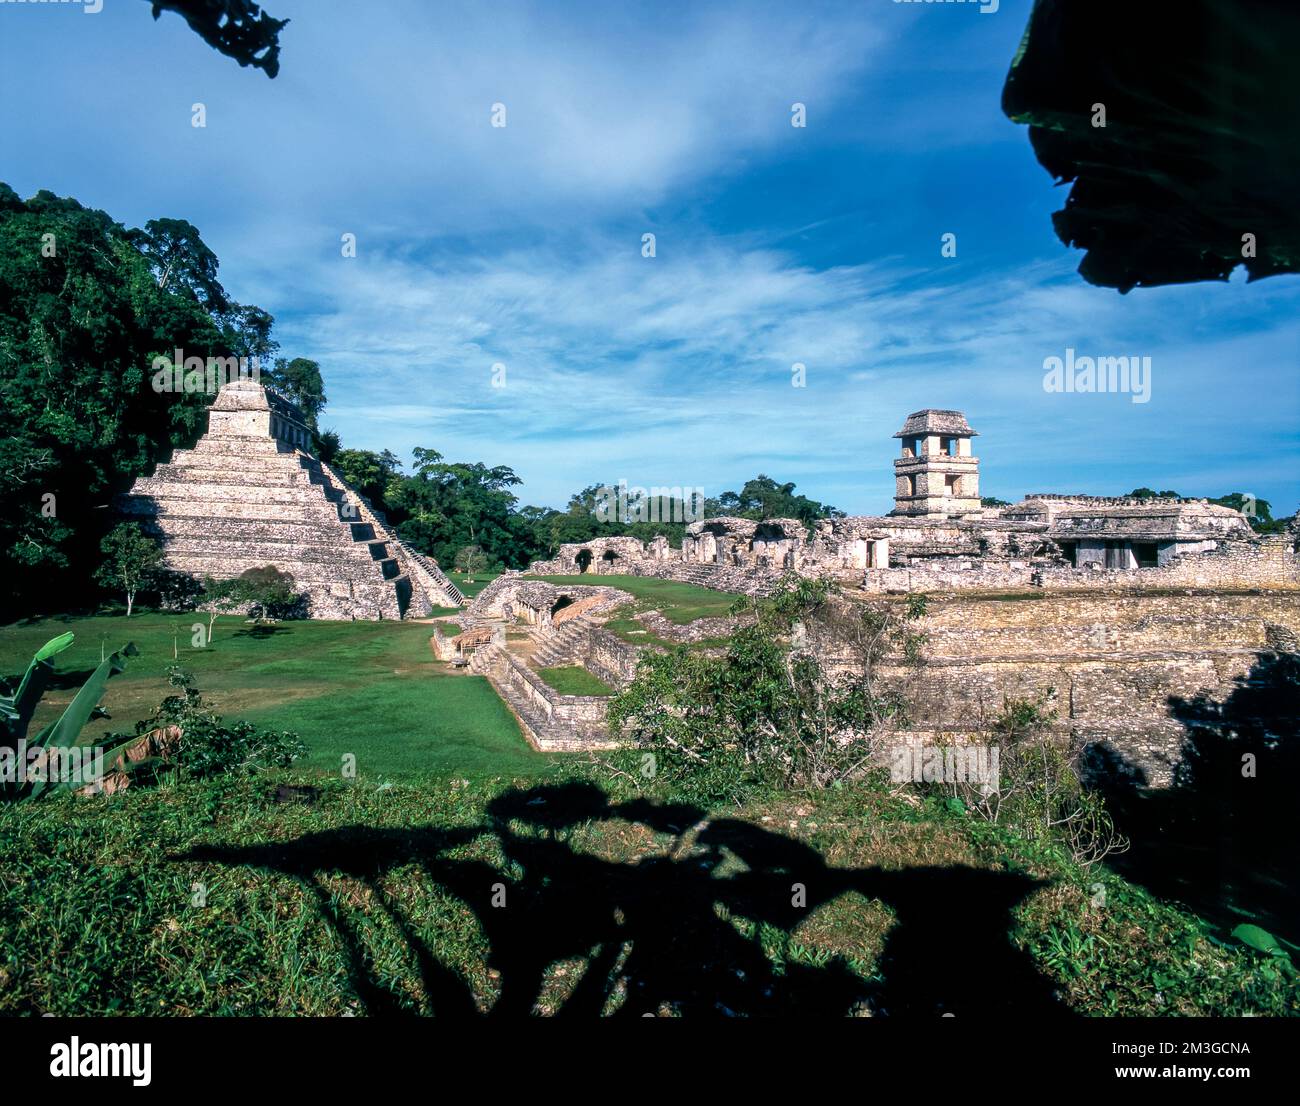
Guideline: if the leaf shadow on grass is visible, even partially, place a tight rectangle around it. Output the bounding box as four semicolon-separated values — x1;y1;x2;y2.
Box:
2;666;100;691
1087;651;1300;947
175;782;1072;1018
231;625;294;640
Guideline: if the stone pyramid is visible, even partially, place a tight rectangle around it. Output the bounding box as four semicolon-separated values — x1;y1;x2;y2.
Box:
121;378;463;619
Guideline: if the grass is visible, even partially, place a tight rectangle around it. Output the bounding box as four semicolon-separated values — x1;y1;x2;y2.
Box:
536;665;616;696
534;574;741;623
1;772;1294;1017
447;572;496;599
0;612;552;781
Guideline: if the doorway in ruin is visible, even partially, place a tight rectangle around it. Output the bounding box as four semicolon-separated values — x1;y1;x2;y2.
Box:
601;550;619;574
551;595;575;618
575;549;593;574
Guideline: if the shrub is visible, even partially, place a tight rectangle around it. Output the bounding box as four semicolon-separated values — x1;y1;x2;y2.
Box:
607;575;926;804
945;691;1128;867
128;667;305;779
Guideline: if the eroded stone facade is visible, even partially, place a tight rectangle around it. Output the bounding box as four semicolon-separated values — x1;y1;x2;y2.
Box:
527;409;1295;596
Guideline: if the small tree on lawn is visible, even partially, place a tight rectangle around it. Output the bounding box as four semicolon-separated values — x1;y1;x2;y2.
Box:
236;565;299;623
454;543;489;583
95;523;163;617
198;576;245;642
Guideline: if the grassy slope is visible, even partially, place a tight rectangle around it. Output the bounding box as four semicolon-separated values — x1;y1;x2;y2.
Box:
446;572;495;599
0;613;550;781
532;575;740;623
1;773;1294;1017
536;665;615;696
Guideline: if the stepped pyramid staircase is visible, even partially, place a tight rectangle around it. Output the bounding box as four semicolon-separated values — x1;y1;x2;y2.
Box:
529;613;599;668
121;378;461;619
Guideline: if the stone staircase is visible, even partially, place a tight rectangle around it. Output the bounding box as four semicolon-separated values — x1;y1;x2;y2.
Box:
314;459;463;611
469;641;615;752
530;615;598;668
407;551;467;607
120;379;433;621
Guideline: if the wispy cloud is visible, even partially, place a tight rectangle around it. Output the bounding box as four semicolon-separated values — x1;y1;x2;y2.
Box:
3;0;1296;513
258;236;1300;513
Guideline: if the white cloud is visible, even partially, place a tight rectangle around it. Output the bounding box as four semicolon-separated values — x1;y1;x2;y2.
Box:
257;234;1300;512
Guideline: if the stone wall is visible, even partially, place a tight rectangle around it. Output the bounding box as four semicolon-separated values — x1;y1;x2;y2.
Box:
636;610;747;643
471;643;616;752
857;535;1298;594
577;626;642;687
862;589;1300;785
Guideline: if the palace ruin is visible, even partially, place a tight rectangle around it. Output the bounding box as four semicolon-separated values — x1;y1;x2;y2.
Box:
532;409;1291;595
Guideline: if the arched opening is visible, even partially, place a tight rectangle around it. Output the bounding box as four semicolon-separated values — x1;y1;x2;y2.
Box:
575;549;593;574
601;549;619;575
550;595;575;618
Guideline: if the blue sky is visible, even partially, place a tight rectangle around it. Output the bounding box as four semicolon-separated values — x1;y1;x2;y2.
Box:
2;0;1297;515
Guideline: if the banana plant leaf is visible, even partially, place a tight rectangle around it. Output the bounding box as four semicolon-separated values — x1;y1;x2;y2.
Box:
1232;924;1297;974
18;640;138;802
1;632;76;745
29;642;139;752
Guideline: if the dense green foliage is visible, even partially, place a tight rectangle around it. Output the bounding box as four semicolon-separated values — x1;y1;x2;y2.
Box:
705;474;841;525
608;577;926;803
0;185;304;619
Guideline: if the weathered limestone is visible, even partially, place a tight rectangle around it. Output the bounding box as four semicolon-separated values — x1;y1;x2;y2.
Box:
892;409;982;517
503;406;1298;774
524;409;1293;596
120;379;461;619
870;590;1300;785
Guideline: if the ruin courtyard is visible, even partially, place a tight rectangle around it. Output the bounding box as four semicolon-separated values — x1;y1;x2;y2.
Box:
117;381;1300;787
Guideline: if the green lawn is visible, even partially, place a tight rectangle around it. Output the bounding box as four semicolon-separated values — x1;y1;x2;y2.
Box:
0;612;552;782
533;574;741;623
536;665;615;696
447;572;496;599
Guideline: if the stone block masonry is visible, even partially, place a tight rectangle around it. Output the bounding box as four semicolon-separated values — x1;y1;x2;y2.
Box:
120;379;460;620
469;642;617;752
867;590;1300;785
